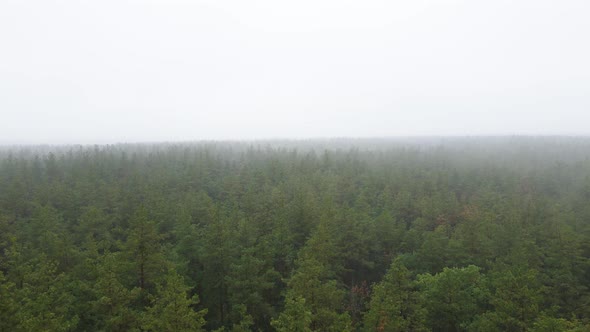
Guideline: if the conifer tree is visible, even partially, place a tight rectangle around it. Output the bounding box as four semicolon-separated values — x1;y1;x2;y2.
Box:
125;206;167;292
363;258;426;332
142;270;207;332
271;294;312;332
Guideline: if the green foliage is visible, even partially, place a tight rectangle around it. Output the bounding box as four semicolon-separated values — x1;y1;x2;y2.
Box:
228;304;255;332
92;252;141;331
286;256;352;331
363;258;426;332
531;315;587;332
417;265;488;331
125;206;168;292
0;271;19;331
14;256;79;332
271;295;312;332
470;267;543;331
225;246;280;328
141;270;207;332
1;139;590;331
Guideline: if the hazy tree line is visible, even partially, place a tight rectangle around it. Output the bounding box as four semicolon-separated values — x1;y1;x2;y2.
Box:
1;138;590;331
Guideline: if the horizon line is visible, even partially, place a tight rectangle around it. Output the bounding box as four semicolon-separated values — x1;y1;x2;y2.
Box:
2;134;590;147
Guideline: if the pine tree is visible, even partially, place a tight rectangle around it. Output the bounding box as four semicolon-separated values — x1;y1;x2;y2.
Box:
92;252;141;332
470;267;542;331
125;206;167;292
0;271;19;331
142;270;207;332
271;294;312;332
14;256;79;332
363;258;426;332
417;265;488;331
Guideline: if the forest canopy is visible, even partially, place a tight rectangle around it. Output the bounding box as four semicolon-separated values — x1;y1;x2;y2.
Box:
1;137;590;331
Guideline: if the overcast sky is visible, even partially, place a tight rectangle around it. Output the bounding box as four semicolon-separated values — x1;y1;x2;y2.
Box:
1;0;589;144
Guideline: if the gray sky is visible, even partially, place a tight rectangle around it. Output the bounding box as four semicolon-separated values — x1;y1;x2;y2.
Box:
1;0;589;144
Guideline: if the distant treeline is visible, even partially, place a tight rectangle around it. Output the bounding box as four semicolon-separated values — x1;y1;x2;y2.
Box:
1;137;590;331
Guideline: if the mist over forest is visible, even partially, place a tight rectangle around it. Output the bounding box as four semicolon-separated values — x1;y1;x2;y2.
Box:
1;137;590;331
2;0;589;329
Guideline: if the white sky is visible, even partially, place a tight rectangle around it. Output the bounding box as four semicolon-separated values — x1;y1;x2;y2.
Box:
1;0;589;144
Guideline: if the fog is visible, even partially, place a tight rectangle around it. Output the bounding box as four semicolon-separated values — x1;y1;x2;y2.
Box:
1;0;589;144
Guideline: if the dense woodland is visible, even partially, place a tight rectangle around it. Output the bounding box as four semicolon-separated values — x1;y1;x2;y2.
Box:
1;137;590;331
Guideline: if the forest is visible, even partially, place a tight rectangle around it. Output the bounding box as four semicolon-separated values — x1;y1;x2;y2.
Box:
1;137;590;331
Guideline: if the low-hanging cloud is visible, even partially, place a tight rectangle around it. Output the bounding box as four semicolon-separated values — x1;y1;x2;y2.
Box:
1;0;589;144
